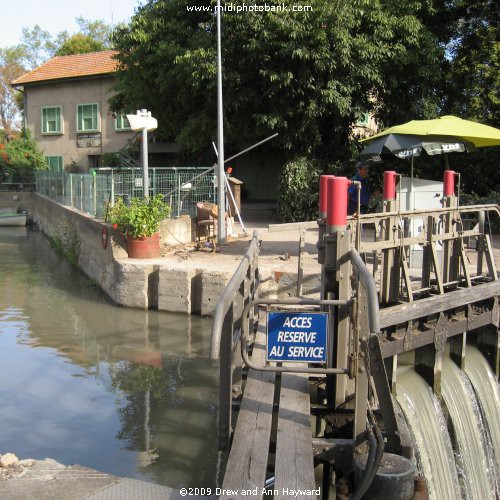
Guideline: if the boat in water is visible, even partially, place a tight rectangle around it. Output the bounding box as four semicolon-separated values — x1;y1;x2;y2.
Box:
0;212;27;226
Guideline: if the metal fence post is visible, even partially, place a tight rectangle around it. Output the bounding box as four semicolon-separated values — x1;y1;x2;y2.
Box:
111;169;115;206
80;175;83;211
176;171;181;217
69;174;73;208
93;173;97;216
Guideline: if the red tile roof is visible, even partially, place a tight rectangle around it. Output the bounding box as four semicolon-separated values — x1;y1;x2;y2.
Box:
12;50;118;86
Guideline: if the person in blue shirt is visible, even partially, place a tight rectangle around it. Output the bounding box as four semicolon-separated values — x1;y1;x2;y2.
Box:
348;161;371;215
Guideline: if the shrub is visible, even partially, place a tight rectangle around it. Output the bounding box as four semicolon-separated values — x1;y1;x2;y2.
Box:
277;157;322;222
108;194;171;238
0;129;47;170
459;191;500;233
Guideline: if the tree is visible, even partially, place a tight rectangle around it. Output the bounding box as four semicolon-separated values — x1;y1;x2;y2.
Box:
76;17;115;48
0;128;47;182
56;34;106;56
111;0;444;162
0;46;26;140
440;0;499;125
18;25;57;70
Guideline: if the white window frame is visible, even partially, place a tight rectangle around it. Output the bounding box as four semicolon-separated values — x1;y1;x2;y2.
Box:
45;156;64;172
41;106;63;135
355;112;370;127
115;113;131;131
77;103;100;133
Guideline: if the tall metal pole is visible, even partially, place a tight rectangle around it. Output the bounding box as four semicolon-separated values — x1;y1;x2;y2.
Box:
140;109;149;199
216;0;226;244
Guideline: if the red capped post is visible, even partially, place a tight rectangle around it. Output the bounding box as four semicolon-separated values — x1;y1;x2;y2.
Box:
443;170;457;197
327;176;350;232
383;171;397;201
319;175;335;219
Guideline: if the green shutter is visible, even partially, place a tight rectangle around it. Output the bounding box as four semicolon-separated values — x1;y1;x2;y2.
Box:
78;106;83;131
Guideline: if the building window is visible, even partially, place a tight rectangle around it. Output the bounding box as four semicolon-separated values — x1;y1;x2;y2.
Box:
46;156;63;172
355;112;370;127
77;104;99;132
41;107;62;134
115;114;131;131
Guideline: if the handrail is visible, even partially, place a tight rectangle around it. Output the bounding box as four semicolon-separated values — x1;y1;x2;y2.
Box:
350;248;380;334
352;203;500;224
210;230;259;360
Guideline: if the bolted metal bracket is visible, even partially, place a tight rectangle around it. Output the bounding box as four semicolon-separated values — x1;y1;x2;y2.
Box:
312;438;355;474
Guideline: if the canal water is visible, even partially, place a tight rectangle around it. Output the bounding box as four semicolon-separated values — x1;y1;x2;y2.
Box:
0;228;220;488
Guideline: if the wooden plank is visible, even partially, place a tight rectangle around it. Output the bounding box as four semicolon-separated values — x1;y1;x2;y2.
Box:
379;280;500;329
268;220;318;232
274;369;316;500
221;311;275;499
380;311;492;358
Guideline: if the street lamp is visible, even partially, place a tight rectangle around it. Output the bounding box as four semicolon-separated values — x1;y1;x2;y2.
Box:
126;109;158;198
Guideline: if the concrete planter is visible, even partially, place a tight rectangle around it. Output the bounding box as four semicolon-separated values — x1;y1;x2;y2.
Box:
126;233;160;259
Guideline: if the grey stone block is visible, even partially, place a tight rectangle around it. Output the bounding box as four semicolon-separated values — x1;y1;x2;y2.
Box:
200;271;232;316
158;266;196;313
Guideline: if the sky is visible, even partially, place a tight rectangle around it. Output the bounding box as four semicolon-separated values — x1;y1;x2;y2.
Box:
0;0;143;47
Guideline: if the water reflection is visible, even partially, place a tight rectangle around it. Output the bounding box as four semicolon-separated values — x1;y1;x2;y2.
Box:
0;230;219;488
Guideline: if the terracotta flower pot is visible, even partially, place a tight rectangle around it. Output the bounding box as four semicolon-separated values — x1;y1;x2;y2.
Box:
126;233;160;259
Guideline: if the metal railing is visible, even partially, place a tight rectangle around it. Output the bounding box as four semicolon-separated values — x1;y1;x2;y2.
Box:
35;167;217;219
209;229;385;450
210;230;260;450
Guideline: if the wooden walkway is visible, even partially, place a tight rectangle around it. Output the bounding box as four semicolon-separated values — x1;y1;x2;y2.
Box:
221;311;317;500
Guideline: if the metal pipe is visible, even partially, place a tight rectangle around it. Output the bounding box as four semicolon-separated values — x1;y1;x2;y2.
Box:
224;132;279;164
210;231;260;359
350;416;384;500
216;0;226;244
141;122;149;198
350;248;380;334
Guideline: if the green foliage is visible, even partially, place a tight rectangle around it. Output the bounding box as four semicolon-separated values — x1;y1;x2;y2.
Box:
51;218;81;267
55;34;106;56
101;152;123;168
111;0;444;162
459;191;500;233
75;17;115;48
277;157;321;222
0;129;47;182
108;194;171;238
440;0;499;125
0;45;26;137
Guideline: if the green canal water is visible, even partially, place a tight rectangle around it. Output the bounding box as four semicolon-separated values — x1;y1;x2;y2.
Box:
0;228;220;488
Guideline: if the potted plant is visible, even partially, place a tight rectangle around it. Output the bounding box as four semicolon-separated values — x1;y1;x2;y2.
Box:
108;194;171;258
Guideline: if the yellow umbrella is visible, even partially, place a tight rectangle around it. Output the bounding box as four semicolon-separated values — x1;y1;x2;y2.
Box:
362;115;500;148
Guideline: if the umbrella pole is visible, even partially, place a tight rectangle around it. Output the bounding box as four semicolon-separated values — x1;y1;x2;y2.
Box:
410;157;414;212
409;157;414;269
444;154;450;170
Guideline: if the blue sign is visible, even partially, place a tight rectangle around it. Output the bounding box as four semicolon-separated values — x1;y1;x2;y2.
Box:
266;311;329;364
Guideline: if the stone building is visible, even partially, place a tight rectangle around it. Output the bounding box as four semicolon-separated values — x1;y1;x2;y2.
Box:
12;50;135;171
